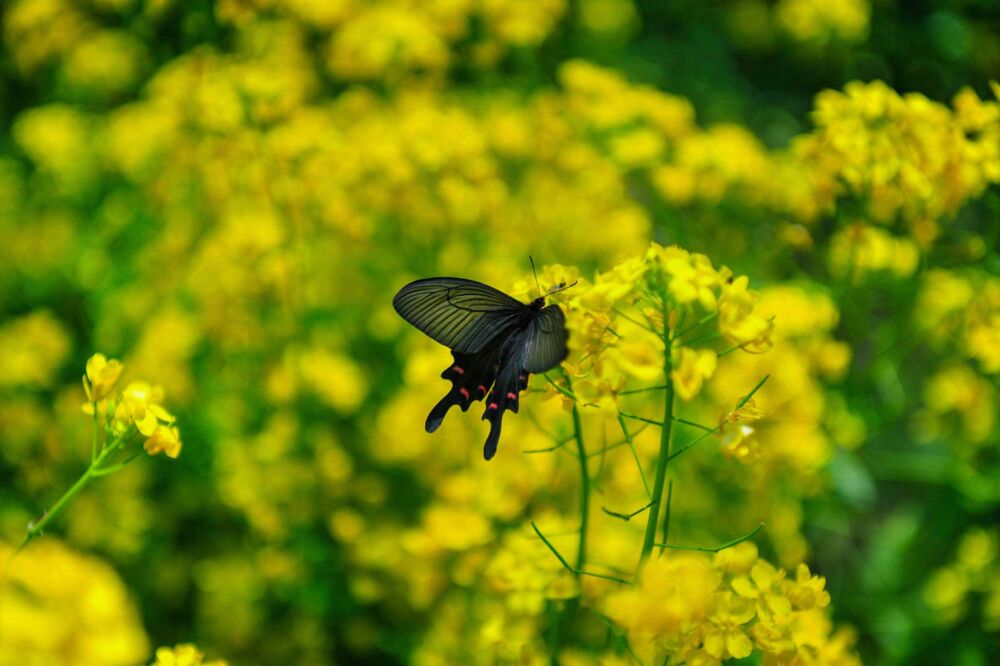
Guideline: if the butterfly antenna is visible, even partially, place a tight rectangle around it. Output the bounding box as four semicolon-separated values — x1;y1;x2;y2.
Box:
529;256;542;298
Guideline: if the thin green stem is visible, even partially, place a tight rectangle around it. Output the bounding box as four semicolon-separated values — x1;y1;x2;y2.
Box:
640;296;674;565
681;332;720;346
612;307;659;334
672;311;717;341
601;501;655;522
20;429;138;549
617;415;651;498
673;417;714;432
618;385;669;395
656;523;764;553
660;480;673;556
737;375;770;409
544;374;578;402
90;401;99;462
25;466;94;542
523;434;576;454
545;372;593;664
91;450;145;476
564;373;589;572
664;375;771;464
531;522;631;585
619;412;663;427
667;429;717;462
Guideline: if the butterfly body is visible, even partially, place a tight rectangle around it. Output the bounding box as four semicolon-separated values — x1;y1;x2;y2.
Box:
393;277;569;460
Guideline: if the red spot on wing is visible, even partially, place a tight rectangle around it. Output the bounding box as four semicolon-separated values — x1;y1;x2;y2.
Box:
477;385;487;394
488;402;498;410
506;392;517;400
459;388;470;399
452;366;465;375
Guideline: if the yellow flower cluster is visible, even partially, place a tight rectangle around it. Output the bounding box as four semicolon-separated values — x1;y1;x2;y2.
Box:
555;64;999;265
795;80;1000;242
827;223;920;280
83;353;182;459
924;528;1000;632
6;0;567;91
917;269;1000;374
0;539;149;664
150;644;228;666
514;243;773;412
775;0;870;44
709;284;857;565
0;310;71;388
913;269;1000;457
5;0;149;97
605;543;858;664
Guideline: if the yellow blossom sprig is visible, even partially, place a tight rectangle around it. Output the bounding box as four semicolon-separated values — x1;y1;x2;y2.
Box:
16;353;182;555
150;643;228;666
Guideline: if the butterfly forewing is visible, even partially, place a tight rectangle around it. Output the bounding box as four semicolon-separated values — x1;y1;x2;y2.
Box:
393;278;526;354
523;305;569;373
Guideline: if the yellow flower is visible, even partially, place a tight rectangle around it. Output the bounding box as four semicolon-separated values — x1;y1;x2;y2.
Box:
144;425;183;459
723;397;763;425
787;563;831;610
610;337;663;381
0;539;149;664
422;504;493;551
653;245;722;310
83;353;124;403
672;347;717;401
719;423;758;463
718;276;773;352
703;591;755;659
604;553;720;658
114;381;174;436
151;643;227;666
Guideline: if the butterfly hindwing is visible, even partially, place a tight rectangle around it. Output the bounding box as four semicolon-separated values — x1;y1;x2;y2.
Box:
393;278;526;354
523;304;569;373
425;345;503;433
481;330;532;460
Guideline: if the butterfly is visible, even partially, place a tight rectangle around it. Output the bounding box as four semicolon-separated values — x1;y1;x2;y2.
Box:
393;275;571;460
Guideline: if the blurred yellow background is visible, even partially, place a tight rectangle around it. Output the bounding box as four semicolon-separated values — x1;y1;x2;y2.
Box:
0;0;998;664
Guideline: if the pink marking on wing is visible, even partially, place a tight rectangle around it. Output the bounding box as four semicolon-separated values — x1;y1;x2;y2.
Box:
459;388;470;399
506;392;517;400
488;402;498;410
477;385;487;394
452;366;465;375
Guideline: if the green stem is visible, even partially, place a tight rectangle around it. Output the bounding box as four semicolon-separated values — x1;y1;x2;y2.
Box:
655;523;764;553
532;522;631;585
567;377;589;572
640;298;675;565
90;401;99;462
25;466;94;542
547;372;591;663
21;430;134;548
661;480;673;556
617;415;651;498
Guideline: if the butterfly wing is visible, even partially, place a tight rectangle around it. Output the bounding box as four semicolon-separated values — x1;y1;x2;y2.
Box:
522;304;569;373
480;332;531;460
393;278;526;354
425;343;505;434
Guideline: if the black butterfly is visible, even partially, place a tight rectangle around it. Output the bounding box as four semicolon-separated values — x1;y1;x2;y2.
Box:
393;277;571;460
